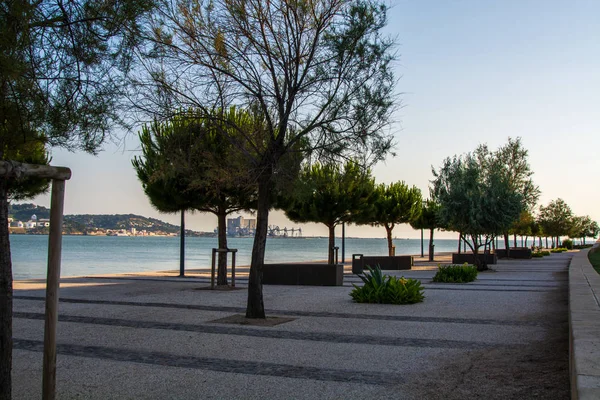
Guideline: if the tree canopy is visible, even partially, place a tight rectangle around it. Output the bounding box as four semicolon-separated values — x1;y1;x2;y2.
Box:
538;198;573;245
132;108;260;284
360;182;422;256
280;161;375;264
431;144;524;269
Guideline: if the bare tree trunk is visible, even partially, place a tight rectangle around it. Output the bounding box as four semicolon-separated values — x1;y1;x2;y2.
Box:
503;233;510;258
513;234;517;248
584;237;587;245
457;233;462;254
467;235;486;271
524;236;528;247
0;183;12;400
539;236;542;247
328;224;335;264
217;210;228;286
546;237;549;249
385;223;394;256
246;175;271;319
428;228;434;262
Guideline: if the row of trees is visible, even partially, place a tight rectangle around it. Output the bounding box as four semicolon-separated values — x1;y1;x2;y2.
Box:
430;138;598;270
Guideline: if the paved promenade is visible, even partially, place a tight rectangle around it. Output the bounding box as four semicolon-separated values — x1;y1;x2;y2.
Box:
12;253;572;399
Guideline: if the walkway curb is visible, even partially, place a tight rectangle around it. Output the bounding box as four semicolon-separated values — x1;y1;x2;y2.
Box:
569;246;600;400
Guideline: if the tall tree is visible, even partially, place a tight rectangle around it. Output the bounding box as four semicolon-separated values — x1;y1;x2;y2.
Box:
362;182;422;256
280;161;375;264
538;199;573;248
134;0;397;317
431;146;524;270
132;108;259;285
410;199;440;261
492;137;540;254
0;1;153;396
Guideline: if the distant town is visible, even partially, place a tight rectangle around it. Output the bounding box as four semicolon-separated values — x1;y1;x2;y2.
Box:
8;203;302;238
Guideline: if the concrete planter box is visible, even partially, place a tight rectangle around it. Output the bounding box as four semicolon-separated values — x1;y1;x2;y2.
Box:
352;255;413;274
495;248;532;259
451;253;497;265
263;263;343;286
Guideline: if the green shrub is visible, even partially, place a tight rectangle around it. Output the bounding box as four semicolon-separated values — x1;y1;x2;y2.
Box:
574;244;593;250
532;252;544;258
350;266;424;304
432;263;478;283
562;239;573;250
542;250;551;256
551;248;568;253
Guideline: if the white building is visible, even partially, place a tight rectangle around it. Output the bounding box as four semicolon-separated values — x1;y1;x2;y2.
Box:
25;221;37;229
38;218;50;227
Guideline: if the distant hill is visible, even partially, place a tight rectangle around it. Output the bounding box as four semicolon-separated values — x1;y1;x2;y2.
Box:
8;203;210;236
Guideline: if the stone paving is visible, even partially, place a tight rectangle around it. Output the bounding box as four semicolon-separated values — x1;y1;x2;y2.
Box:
11;253;573;399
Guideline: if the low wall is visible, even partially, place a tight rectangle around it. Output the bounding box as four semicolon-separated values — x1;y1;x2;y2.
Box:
351;255;413;274
451;253;497;265
263;263;344;286
569;247;600;399
495;248;532;259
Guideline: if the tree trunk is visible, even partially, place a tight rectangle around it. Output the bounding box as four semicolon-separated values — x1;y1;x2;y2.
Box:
246;175;271;319
217;210;228;286
546;237;548;249
524;236;528;247
457;233;462;254
328;224;336;264
428;228;434;262
467;235;486;271
0;182;12;400
385;223;394;257
513;234;517;248
538;236;542;248
503;233;510;258
584;237;587;245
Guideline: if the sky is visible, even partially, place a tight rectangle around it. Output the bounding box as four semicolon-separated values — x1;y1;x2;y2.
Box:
30;0;600;239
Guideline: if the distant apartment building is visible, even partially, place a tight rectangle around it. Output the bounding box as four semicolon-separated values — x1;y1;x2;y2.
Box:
227;216;256;236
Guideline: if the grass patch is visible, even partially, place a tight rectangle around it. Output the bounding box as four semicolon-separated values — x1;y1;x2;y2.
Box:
432;263;478;283
551;248;568;253
350;266;424;304
588;248;600;275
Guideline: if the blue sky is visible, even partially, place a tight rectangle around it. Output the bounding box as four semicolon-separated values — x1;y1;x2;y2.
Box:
33;0;600;239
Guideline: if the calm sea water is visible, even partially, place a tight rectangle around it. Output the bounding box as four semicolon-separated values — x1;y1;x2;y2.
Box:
10;235;470;280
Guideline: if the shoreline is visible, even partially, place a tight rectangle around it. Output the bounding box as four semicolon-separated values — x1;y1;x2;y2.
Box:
14;252;453;283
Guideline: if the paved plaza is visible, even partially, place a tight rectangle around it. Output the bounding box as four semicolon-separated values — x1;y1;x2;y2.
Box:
12;253;572;399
